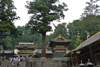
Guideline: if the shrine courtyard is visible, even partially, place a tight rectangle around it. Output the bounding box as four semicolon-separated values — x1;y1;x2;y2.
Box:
1;31;100;67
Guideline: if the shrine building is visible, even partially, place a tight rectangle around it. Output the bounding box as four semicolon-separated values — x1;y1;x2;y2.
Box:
64;31;100;66
15;42;36;58
49;34;71;58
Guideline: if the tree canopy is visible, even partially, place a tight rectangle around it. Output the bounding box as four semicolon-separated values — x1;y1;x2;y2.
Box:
2;0;100;51
0;0;22;38
25;0;68;57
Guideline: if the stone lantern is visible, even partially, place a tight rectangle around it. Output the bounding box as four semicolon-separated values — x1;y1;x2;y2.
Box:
87;59;93;67
79;60;85;67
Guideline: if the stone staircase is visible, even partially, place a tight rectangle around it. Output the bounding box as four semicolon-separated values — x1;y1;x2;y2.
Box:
1;59;25;67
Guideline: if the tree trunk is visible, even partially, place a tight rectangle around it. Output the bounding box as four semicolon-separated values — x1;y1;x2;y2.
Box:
41;33;46;57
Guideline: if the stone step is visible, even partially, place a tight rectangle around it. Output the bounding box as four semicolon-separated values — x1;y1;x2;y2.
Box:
1;59;25;67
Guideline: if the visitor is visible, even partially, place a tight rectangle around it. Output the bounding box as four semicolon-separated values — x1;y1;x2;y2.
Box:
21;57;23;61
9;57;10;62
12;57;15;65
12;58;13;62
23;57;25;61
20;58;22;61
10;57;12;62
17;61;19;67
18;58;20;62
13;57;16;62
16;57;18;62
12;61;14;65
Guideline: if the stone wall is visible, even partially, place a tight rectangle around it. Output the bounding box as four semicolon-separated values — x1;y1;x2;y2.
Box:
25;57;70;67
53;52;66;58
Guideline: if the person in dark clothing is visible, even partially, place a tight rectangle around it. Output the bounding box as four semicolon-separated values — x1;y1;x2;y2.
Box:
17;61;19;67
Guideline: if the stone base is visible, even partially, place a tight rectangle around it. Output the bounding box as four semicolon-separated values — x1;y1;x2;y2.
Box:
53;52;66;58
52;57;69;61
40;57;47;61
41;57;46;59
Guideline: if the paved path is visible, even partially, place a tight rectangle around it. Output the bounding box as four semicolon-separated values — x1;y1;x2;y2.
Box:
1;59;25;67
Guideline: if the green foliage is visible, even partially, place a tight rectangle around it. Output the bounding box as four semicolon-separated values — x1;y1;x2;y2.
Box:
73;37;82;48
67;15;100;49
0;0;22;38
81;0;100;17
25;0;68;56
46;23;69;50
81;15;100;36
26;0;67;34
25;0;68;34
61;59;67;62
66;0;100;49
34;60;36;62
2;26;42;50
53;23;68;39
2;15;100;50
2;0;100;52
1;45;4;50
67;20;82;49
62;63;65;66
2;36;13;50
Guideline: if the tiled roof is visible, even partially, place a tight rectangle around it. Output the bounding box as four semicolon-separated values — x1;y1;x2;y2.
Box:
18;44;33;47
19;44;24;47
53;40;71;42
64;31;100;57
74;31;100;51
49;34;71;47
1;50;13;53
26;44;33;47
16;42;34;47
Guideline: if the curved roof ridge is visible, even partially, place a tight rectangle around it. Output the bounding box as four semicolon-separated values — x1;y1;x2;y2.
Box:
75;31;100;50
19;42;34;44
53;34;66;40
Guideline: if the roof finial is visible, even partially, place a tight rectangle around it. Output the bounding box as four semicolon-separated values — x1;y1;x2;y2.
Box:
24;44;27;46
58;34;61;38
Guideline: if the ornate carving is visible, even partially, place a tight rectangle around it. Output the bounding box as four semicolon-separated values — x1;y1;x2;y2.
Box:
58;34;62;38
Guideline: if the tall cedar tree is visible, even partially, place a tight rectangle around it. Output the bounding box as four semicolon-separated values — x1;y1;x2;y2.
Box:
0;0;22;38
25;0;68;57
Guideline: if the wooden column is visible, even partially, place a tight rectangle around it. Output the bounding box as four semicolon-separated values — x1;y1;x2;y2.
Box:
89;46;93;63
71;51;74;66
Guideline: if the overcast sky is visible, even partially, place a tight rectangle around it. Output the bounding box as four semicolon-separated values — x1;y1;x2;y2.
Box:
13;0;89;35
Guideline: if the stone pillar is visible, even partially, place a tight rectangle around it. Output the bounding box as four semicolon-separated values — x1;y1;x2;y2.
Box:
27;55;28;58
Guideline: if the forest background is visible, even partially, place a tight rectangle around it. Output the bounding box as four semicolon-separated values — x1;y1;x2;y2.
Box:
1;0;100;50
